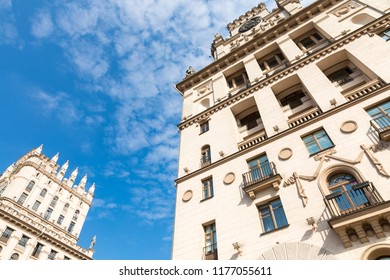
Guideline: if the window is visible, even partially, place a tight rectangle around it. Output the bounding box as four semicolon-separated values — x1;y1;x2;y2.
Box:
40;189;47;198
9;253;19;260
258;51;287;73
327;173;368;212
17;192;28;205
367;100;390;129
44;208;53;221
32;200;41;211
280;90;306;110
294;29;327;52
64;256;71;260
203;223;217;260
226;70;249;90
57;215;65;225
201;177;214;200
50;196;59;208
258;199;288;233
68;222;75;233
31;243;43;258
0;182;8;196
200;121;209;134
247;155;272;181
0;227;14;243
25;181;35;192
72;210;80;221
378;28;390;41
302;129;334;155
240;111;261;130
18;235;30;247
63;203;70;212
200;145;211;167
48;250;57;260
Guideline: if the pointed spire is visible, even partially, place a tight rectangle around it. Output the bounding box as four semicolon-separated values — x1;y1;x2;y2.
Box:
51;152;59;163
88;183;95;196
34;144;43;155
67;167;78;187
79;174;87;190
57;160;69;180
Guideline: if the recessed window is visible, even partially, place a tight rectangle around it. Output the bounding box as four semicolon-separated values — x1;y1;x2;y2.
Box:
72;210;80;221
25;181;35;192
44;208;53;221
0;227;14;243
31;243;43;258
57;215;65;225
68;222;75;233
201;177;214;200
9;253;19;260
258;199;288;233
50;196;59;208
18;235;30;247
258;51;287;73
17;192;28;205
32;200;41;211
200;145;211;167
63;203;70;212
280;90;306;110
367;99;390;130
200;121;209;134
302;129;334;155
203;223;218;260
294;29;327;52
48;250;57;260
377;27;390;41
226;70;249;91
40;189;47;198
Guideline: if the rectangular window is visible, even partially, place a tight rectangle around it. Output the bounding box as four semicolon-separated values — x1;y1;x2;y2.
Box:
32;200;41;211
17;192;28;205
258;51;287;73
247;154;272;181
203;223;217;260
302;129;334;155
294;29;327;52
0;227;14;243
48;250;57;260
367;100;390;129
227;71;249;90
0;182;7;195
378;28;390;41
201;177;214;200
200;121;209;134
68;222;75;233
258;199;288;233
280;90;306;110
18;235;30;247
57;215;65;225
44;208;53;221
32;243;43;258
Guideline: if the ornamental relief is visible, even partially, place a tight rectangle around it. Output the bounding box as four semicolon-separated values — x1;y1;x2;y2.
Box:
283;143;390;207
195;81;213;97
331;0;362;18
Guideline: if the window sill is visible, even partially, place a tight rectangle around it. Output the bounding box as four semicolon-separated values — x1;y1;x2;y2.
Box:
308;145;335;158
200;196;214;203
260;224;289;236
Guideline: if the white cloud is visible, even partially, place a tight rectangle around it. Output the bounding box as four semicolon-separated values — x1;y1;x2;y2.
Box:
0;0;19;45
31;10;54;38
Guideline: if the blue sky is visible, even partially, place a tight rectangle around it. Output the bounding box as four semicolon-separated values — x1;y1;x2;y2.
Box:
0;0;314;260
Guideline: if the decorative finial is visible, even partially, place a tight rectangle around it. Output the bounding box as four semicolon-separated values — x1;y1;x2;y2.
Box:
51;152;59;163
89;235;96;250
35;144;43;154
79;174;87;190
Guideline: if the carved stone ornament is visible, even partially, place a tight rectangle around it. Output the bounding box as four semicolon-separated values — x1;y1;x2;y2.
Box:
182;190;193;202
332;1;361;17
340;120;358;133
185;66;196;77
223;172;235;185
278;148;293;160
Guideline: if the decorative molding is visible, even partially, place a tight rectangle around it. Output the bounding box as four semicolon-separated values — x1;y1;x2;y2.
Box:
340;120;358;133
223;172;235;185
182;190;193;202
283;172;308;207
331;0;362;18
278;148;293;160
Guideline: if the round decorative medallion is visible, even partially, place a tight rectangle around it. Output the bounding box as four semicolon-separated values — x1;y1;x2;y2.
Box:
223;172;235;185
278;148;293;160
340;120;358;133
182;190;193;202
238;17;263;33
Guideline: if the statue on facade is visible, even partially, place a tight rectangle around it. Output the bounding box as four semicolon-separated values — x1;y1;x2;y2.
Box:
89;235;96;250
185;66;196;77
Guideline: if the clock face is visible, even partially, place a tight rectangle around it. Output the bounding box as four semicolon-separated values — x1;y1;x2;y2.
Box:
238;16;263;33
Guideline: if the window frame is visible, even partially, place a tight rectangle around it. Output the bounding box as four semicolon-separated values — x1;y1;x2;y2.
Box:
32;200;41;211
17;192;28;205
31;243;43;258
48;250;58;260
226;70;249;91
301;128;334;156
257;198;289;234
199;121;209;134
203;222;218;259
25;181;35;192
294;29;327;53
257;50;287;74
201;177;214;200
0;227;14;243
18;235;30;247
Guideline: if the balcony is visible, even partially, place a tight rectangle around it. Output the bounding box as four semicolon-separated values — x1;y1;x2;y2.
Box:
238;118;264;138
282;95;316;116
238;130;267;151
370;115;390;141
203;243;218;260
324;181;390;248
287;106;322;128
200;155;211;168
242;162;282;199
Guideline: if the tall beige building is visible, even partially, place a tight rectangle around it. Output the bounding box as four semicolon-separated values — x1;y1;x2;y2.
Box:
172;0;390;260
0;145;95;260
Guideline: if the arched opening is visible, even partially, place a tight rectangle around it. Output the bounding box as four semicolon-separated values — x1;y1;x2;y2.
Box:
9;253;19;260
200;145;211;167
362;244;390;260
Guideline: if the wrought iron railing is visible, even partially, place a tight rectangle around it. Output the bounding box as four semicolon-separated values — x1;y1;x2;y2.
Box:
203;243;218;260
370;115;390;134
242;162;278;188
324;181;384;218
200;155;211;167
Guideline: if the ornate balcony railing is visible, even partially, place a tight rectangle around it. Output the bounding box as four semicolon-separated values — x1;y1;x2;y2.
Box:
330;68;363;87
370;115;390;141
242;162;277;188
200;155;211;167
203;243;218;260
324;181;384;218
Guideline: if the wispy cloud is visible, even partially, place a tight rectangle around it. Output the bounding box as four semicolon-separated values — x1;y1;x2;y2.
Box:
31;10;54;38
0;0;20;46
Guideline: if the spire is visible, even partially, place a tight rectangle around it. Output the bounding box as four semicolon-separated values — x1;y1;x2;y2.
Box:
34;144;43;155
79;174;87;190
51;152;59;163
88;183;95;196
57;160;69;180
67;167;78;187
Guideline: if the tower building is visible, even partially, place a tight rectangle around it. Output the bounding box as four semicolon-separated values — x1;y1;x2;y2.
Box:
173;0;390;260
0;145;95;260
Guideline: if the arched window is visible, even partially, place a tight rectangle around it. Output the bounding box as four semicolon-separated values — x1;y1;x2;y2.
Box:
0;245;2;254
63;203;69;212
50;196;59;208
25;181;35;192
0;182;8;196
201;145;211;167
40;189;47;198
327;173;368;212
72;210;80;221
9;253;19;260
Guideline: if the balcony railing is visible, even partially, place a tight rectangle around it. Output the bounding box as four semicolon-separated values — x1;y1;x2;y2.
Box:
203;243;218;260
281;95;312;113
370;115;390;141
242;162;277;188
330;68;363;87
324;181;384;218
200;155;211;167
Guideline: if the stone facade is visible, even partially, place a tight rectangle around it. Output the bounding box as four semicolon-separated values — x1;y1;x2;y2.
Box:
173;0;390;260
0;145;95;260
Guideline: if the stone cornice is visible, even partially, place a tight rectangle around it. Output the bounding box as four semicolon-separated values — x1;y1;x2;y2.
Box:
7;159;93;206
175;83;390;184
177;13;390;131
176;0;344;93
0;197;92;259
